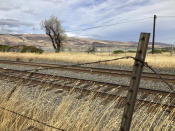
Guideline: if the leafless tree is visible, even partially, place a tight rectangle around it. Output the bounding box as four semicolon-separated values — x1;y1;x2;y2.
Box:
41;16;66;52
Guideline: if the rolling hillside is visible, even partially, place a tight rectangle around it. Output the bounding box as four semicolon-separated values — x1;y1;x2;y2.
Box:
0;34;171;52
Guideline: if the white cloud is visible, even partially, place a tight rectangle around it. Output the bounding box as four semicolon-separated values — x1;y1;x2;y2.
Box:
66;32;76;37
0;0;174;43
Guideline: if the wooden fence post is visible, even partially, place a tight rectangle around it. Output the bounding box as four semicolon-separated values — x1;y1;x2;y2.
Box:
120;32;150;131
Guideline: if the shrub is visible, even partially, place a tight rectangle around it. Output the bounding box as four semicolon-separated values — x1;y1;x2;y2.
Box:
0;45;43;53
161;48;170;52
113;50;124;54
127;50;136;53
148;49;162;54
0;45;12;52
87;47;96;54
21;46;43;53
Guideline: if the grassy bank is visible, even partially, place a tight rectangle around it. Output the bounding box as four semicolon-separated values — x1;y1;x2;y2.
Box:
0;79;175;130
0;52;174;69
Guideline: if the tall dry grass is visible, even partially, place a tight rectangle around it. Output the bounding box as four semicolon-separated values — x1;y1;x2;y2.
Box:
0;79;175;131
0;52;175;130
0;52;175;69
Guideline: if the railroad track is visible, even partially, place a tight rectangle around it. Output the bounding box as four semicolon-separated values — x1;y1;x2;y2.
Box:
0;59;175;84
0;67;174;112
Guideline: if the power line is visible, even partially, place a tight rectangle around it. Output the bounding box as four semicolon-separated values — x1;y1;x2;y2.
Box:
158;16;175;18
66;15;175;33
66;17;153;32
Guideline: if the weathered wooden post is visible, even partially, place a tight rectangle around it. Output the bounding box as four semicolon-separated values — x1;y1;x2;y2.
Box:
120;32;150;131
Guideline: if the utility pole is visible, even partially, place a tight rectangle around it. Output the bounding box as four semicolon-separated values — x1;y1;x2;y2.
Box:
120;32;150;131
170;44;173;56
152;15;157;54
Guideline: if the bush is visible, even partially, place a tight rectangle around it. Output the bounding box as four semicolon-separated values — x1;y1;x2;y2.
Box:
0;44;43;53
127;50;136;53
113;50;124;54
87;47;96;53
0;45;12;52
149;49;162;54
161;48;170;52
21;46;43;53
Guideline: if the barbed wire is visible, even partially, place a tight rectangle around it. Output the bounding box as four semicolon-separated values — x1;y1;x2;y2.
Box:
143;62;175;92
129;57;175;92
23;55;175;92
25;56;132;72
0;55;173;92
0;106;65;131
0;55;175;130
1;57;132;130
0;14;174;130
0;57;131;131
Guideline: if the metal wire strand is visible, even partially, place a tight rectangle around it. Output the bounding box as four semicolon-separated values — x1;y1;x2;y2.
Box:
25;56;133;72
1;55;175;130
0;106;65;131
143;62;175;92
129;56;175;92
23;55;175;92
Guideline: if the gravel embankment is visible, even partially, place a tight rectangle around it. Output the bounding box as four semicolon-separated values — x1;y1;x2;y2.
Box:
0;60;173;92
0;60;174;130
0;78;173;131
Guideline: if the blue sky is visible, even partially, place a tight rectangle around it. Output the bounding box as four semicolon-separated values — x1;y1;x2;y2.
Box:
0;0;175;44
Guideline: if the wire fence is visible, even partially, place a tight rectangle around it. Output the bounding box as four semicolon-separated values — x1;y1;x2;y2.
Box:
0;54;175;131
0;106;65;131
24;55;175;91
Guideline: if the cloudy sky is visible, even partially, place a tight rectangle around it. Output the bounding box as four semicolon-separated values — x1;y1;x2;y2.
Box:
0;0;175;43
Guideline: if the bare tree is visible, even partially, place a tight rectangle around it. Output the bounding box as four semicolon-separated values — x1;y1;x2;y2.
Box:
41;16;66;52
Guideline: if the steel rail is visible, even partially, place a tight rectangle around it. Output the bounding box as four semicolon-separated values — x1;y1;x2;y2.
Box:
0;60;175;84
0;67;174;112
0;67;174;97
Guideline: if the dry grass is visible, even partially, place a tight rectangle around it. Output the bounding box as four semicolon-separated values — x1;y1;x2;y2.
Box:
0;52;175;69
0;79;175;131
0;52;175;130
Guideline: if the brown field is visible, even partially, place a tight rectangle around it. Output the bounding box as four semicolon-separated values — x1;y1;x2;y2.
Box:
0;52;174;69
0;52;175;130
0;81;175;131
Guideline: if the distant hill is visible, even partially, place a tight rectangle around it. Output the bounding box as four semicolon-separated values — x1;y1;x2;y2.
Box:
0;34;171;52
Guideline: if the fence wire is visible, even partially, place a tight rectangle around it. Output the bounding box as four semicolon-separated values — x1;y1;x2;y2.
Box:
0;55;175;131
124;56;175;92
25;56;132;72
0;106;65;131
22;55;175;91
23;56;175;92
